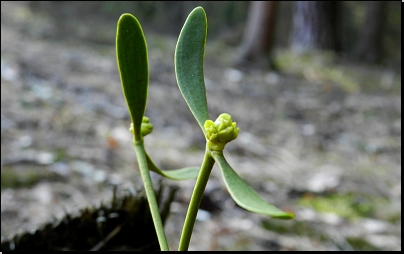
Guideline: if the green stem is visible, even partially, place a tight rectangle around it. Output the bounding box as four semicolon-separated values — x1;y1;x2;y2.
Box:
134;141;169;251
178;145;216;251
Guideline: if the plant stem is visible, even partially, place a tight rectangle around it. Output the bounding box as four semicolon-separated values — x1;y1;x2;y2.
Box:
178;145;216;251
134;141;169;251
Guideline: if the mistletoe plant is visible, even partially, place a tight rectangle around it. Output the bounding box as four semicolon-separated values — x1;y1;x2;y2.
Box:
116;7;294;251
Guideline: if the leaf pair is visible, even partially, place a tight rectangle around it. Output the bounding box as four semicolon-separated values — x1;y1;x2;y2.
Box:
116;7;294;219
116;13;199;181
175;7;294;219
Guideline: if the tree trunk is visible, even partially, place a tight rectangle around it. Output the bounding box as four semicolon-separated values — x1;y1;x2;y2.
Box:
235;1;279;70
355;1;387;63
290;1;338;53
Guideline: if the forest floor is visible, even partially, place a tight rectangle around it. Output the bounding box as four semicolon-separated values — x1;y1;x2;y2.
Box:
1;2;401;251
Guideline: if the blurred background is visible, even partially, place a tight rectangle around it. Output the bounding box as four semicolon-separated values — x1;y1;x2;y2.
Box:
1;1;401;251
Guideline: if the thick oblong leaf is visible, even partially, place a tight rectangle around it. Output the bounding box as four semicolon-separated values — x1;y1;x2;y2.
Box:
146;152;200;180
116;14;148;141
175;7;209;134
211;152;295;219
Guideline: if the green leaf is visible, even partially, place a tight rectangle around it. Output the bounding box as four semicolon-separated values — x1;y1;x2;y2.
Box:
211;152;295;219
146;152;200;180
175;7;209;134
116;13;149;141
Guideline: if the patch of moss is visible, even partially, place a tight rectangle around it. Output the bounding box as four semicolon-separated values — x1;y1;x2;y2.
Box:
1;166;65;189
261;219;291;234
274;49;401;94
261;220;313;235
296;192;392;221
1;167;41;189
346;237;381;251
260;219;330;241
54;148;68;161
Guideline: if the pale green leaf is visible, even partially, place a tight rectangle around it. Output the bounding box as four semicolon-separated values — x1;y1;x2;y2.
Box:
175;7;209;134
116;13;148;141
212;152;295;219
146;152;200;180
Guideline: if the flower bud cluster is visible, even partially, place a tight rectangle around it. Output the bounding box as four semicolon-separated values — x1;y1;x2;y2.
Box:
204;113;239;151
130;116;153;137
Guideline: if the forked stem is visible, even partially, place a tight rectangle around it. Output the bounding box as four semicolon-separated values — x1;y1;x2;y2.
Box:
178;145;216;251
134;141;169;251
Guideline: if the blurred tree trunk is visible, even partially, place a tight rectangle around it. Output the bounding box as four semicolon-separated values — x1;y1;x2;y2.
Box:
290;1;340;53
235;1;279;70
355;1;387;63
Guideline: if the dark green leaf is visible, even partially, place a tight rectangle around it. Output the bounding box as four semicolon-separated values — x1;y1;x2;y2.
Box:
212;152;295;219
116;13;148;141
175;7;209;134
146;152;200;180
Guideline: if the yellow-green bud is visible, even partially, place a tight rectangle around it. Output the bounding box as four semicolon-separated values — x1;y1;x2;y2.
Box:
204;113;239;151
129;123;135;135
141;123;153;136
129;116;153;137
